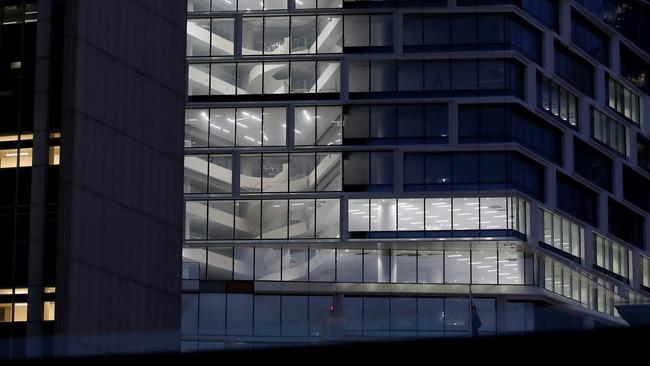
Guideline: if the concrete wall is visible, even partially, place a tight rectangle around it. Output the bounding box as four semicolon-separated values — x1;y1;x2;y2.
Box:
55;0;186;355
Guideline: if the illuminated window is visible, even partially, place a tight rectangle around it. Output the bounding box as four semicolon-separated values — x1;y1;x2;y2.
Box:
44;302;55;321
0;304;11;322
13;303;27;322
49;146;60;165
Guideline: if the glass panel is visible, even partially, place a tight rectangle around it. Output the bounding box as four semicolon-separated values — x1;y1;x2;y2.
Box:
363;250;391;283
237;63;263;95
210;109;236;146
226;294;253;335
472;248;498;284
480;197;508;230
185;109;209;148
426;198;452;231
309;296;333;337
237;108;263;146
348;199;369;232
282;248;308;281
255;247;281;280
184;155;208;193
209;155;233;193
370;199;396;232
210;63;236;95
418;298;444;331
234;247;254;280
445;298;469;333
418;250;443;283
234;200;261;239
263;154;289;192
242;17;263;55
188;64;210;95
240;154;262;193
295;106;316;146
208;201;234;240
211;18;235;56
316;106;342;146
239;0;263;11
453;198;480;231
289;199;316;238
445;250;470;284
281;296;308;336
187;19;211;57
398;199;425;231
207;248;233;280
185;201;207;240
291;61;316;93
211;0;236;11
344;15;369;47
265;17;290;54
262;200;288;239
264;62;289;94
393;250;417;283
263;108;286;146
254;295;281;336
316;152;342;191
337;249;362;282
317;15;343;53
317;61;340;93
291;16;316;54
316;199;340;238
309;248;335;282
290;153;316;192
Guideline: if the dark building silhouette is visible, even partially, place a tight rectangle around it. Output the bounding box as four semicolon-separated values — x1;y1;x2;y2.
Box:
0;0;186;357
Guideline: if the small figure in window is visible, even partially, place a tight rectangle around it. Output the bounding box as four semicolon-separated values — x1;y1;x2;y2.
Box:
471;304;482;337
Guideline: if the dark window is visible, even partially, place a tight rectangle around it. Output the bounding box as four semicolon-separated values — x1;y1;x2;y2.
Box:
557;173;598;225
458;104;563;164
609;198;644;249
521;0;559;30
343;151;394;192
343;104;448;145
349;59;524;99
623;165;650;213
404;151;545;200
638;134;650;173
575;0;650;55
620;44;650;95
571;11;609;65
555;43;594;97
573;138;613;192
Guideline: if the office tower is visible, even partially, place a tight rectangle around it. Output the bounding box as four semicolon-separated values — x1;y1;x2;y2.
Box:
0;0;186;357
182;0;650;349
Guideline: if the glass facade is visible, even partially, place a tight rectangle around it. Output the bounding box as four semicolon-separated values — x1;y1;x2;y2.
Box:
183;0;650;348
